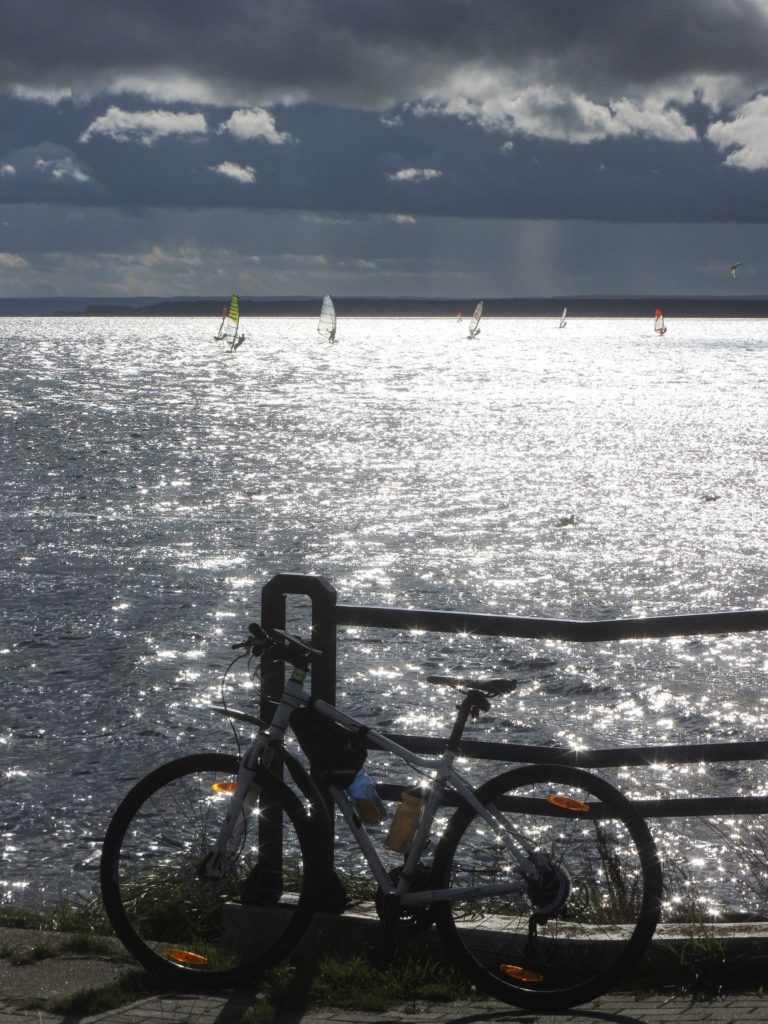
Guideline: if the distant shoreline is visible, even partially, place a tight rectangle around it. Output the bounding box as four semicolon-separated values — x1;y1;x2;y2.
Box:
2;296;768;318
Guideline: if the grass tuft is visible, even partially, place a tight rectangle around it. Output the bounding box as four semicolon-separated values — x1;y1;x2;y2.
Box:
46;969;169;1016
0;894;111;936
252;951;472;1017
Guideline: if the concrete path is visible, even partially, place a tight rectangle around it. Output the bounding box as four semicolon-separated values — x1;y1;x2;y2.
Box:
1;927;765;1024
2;990;767;1024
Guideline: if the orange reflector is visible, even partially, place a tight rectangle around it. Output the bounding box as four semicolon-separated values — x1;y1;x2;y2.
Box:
166;948;209;966
500;964;544;984
211;781;237;793
547;794;590;813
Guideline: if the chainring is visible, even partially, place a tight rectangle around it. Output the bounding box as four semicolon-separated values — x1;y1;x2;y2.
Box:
375;864;436;934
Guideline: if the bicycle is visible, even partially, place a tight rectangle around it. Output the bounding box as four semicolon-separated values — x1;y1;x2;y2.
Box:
100;623;662;1012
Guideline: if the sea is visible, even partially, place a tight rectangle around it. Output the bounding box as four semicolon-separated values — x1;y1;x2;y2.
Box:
2;314;768;917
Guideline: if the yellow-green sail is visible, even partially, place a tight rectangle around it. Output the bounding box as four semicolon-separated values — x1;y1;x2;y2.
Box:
215;295;244;349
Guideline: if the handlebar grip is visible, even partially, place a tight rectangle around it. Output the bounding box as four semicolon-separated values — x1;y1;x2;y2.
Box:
231;623;269;651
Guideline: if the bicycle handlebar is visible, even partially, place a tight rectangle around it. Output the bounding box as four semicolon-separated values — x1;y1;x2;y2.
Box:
233;623;321;669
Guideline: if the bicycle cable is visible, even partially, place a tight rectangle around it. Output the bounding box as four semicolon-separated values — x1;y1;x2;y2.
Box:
219;648;253;756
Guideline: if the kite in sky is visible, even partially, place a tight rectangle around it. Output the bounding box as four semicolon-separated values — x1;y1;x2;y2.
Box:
730;262;743;278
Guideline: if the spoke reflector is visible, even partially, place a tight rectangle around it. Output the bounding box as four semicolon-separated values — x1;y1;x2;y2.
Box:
166;949;209;966
500;963;544;983
547;794;589;813
211;781;237;793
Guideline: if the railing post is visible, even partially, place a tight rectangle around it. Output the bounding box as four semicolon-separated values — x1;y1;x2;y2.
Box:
259;574;339;880
260;572;338;705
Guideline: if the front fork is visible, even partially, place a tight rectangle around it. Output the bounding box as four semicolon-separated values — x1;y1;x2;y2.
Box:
199;667;307;880
197;736;274;880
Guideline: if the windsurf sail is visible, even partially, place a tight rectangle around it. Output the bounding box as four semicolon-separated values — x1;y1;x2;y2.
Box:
467;300;483;338
318;294;337;342
456;310;463;321
730;261;743;279
654;308;667;335
559;306;567;328
215;295;242;348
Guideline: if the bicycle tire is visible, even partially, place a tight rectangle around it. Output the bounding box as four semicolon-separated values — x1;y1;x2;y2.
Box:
432;764;662;1011
100;753;318;987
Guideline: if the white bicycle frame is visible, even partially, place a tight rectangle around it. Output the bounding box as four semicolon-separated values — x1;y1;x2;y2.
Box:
205;663;543;906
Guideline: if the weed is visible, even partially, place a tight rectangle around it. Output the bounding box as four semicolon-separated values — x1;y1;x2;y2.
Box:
0;906;48;930
0;943;57;966
241;1004;276;1024
704;817;768;915
0;894;111;936
59;932;116;956
255;951;472;1016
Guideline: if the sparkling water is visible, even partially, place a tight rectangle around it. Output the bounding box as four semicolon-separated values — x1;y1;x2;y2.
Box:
2;314;767;914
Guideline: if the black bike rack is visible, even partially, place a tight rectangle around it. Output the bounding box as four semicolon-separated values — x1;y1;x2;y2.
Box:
258;572;768;869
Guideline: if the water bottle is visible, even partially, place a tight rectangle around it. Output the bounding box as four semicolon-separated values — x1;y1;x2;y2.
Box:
384;788;426;853
347;769;388;824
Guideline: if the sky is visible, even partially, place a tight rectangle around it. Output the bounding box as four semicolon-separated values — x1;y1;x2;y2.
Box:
2;0;768;298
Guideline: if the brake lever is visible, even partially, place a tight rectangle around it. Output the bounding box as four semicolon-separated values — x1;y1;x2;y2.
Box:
230;624;321;660
271;628;321;656
231;622;270;652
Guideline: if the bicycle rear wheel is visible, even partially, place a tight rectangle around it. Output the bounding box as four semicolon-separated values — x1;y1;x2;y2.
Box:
100;753;318;987
432;764;661;1011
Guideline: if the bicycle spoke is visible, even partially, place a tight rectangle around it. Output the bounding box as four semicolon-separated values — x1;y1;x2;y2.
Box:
101;755;316;986
433;765;661;1011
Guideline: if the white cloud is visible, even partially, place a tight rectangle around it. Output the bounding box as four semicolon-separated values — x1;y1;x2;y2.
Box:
209;161;257;184
281;254;327;266
218;108;293;144
707;94;768;170
388;167;442;183
35;156;90;182
11;84;74;105
0;252;28;268
299;213;359;225
1;164;16;176
609;97;697;143
426;87;697;144
79;106;207;145
108;74;230;107
390;213;417;223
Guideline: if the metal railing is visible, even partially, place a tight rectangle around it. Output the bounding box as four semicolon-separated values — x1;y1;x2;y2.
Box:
257;572;768;863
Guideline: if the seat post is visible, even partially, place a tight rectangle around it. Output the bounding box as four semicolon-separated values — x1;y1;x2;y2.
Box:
446;691;488;752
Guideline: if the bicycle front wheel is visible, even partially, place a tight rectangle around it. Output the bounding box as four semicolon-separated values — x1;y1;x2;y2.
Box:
100;754;318;987
432;764;661;1011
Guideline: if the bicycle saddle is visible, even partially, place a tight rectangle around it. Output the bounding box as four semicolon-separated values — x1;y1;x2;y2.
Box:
425;675;517;697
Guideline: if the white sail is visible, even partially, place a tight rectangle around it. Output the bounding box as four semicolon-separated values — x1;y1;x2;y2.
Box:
467;300;483;338
559;306;567;328
214;302;228;341
318;294;337;342
654;308;667;335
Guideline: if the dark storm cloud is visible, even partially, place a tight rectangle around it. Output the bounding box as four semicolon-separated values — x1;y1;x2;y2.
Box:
2;0;768;196
2;0;768;300
1;0;768;111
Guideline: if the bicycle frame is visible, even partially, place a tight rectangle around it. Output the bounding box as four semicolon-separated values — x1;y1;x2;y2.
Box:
322;700;539;906
101;623;661;1011
205;663;541;907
